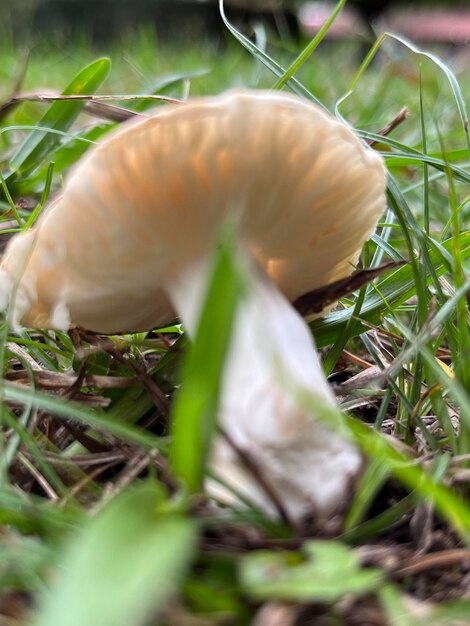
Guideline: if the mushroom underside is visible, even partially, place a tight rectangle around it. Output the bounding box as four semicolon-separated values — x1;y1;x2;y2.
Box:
0;90;386;521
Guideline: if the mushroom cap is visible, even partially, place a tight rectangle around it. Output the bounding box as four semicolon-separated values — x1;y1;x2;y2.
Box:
1;90;386;333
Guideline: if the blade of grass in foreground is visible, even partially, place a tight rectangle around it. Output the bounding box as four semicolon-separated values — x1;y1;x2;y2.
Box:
171;233;245;493
32;481;197;626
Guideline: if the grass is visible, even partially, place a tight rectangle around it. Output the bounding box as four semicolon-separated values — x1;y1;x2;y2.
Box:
1;4;470;624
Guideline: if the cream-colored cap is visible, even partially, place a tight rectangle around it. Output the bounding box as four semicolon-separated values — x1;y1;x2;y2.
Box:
0;90;385;332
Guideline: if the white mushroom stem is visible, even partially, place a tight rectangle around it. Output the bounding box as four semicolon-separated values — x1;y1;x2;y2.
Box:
168;254;362;523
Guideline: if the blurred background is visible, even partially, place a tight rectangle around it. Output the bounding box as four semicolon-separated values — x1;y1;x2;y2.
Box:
1;0;469;149
2;0;470;48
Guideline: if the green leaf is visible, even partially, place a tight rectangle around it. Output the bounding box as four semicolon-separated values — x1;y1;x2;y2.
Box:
33;481;197;626
171;233;245;492
379;584;424;626
12;124;110;196
9;57;111;178
241;540;383;602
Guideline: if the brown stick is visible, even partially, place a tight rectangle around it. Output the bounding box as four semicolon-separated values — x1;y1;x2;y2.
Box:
393;549;470;578
0;92;183;124
368;107;410;147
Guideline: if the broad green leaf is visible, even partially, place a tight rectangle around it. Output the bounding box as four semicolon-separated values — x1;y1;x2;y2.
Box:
9;57;111;177
425;600;470;625
171;234;245;492
379;584;425;626
33;481;197;626
241;541;383;602
380;584;470;626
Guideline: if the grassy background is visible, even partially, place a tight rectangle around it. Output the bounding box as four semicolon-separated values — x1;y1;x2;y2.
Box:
1;4;470;624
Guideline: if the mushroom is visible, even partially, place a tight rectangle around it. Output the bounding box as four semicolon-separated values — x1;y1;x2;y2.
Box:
0;90;386;522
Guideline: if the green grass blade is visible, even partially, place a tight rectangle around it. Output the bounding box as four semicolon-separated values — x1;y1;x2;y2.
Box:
419;71;430;235
0;170;23;226
171;235;245;492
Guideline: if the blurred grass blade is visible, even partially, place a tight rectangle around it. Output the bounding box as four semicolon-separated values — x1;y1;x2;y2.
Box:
32;481;197;626
343;457;391;532
0;487;81;537
171;234;245;493
9;57;111;178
